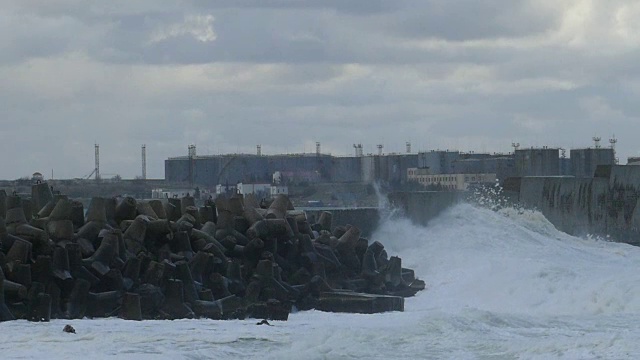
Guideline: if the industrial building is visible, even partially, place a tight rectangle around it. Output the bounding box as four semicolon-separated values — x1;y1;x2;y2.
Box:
361;154;419;185
514;148;560;176
164;143;618;189
452;156;515;182
165;153;334;186
165;147;511;188
629;157;640;166
407;170;497;191
413;150;514;182
570;148;616;178
417;151;460;174
559;157;571;176
164;146;418;187
329;156;362;183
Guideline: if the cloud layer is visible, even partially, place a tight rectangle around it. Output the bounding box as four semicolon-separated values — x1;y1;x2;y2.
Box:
1;0;639;180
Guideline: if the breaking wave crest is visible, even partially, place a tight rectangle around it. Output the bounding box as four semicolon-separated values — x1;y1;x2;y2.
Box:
372;200;640;317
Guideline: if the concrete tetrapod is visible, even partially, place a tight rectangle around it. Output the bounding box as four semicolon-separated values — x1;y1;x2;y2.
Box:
0;279;16;321
0;185;424;322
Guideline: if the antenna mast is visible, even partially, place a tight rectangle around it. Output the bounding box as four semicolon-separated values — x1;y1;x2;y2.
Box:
609;135;618;164
94;144;100;180
188;144;196;185
593;136;601;149
353;143;363;157
141;144;147;180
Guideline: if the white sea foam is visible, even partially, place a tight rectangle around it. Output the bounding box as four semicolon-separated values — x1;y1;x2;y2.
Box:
3;203;640;359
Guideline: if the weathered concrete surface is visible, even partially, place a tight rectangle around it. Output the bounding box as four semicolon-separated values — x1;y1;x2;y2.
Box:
316;291;404;314
519;177;609;238
517;165;640;244
387;191;463;227
383;166;640;245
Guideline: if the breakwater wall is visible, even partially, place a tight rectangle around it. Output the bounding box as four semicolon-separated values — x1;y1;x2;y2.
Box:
0;185;427;323
379;166;640;245
301;193;462;234
387;191;463;226
516;165;640;244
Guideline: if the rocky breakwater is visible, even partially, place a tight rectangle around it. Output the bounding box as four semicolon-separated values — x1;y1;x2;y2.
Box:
0;182;425;322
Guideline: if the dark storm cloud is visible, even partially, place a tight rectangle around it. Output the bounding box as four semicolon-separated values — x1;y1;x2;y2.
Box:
1;0;640;178
190;0;401;15
377;0;560;41
4;0;560;66
163;2;554;65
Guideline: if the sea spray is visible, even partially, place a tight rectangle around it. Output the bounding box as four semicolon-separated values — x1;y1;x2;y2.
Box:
372;182;403;224
373;202;640;317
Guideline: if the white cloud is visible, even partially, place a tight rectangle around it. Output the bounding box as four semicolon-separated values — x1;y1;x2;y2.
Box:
150;14;217;44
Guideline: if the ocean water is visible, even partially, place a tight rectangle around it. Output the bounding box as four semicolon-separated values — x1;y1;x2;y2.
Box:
3;203;640;359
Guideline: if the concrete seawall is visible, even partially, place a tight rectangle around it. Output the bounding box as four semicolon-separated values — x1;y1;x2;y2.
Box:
517;165;640;244
383;166;640;246
387;191;463;227
305;191;463;236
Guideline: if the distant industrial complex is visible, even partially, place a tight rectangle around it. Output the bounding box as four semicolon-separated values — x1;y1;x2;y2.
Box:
30;138;621;205
8;137;640;244
163;139;620;195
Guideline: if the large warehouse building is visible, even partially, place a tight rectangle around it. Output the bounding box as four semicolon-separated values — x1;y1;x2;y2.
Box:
165;143;617;187
165;150;419;187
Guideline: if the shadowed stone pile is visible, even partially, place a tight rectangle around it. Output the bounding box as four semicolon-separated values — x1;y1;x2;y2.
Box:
0;182;425;322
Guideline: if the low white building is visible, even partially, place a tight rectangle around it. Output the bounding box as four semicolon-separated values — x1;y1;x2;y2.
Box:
237;183;271;197
152;188;211;199
407;168;497;191
215;184;237;196
270;185;289;196
215;183;288;198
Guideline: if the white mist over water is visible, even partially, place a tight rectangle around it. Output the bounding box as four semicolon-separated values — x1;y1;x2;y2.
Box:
380;204;640;317
3;203;640;359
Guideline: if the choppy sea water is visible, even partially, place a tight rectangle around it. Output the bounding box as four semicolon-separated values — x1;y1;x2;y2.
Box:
3;203;640;359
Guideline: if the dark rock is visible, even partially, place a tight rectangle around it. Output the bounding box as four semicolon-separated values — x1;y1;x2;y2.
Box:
247;299;290;321
120;292;142;321
160;279;194;320
63;324;76;334
65;279;91;319
0;279;16;321
86;291;121;318
316;291;404;314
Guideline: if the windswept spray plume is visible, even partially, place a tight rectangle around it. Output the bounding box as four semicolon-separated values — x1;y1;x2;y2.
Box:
468;180;513;212
372;182;403;225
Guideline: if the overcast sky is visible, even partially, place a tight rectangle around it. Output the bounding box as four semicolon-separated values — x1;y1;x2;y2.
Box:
2;0;639;180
